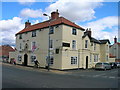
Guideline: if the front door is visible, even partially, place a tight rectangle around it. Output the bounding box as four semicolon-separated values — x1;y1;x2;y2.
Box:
86;56;88;69
24;54;28;66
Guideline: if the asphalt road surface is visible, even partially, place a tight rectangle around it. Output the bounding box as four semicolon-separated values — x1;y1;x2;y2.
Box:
2;63;120;89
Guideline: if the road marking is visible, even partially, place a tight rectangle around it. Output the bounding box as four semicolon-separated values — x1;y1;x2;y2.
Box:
109;76;115;79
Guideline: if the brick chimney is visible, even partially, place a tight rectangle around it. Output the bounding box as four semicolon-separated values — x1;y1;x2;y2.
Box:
114;36;117;43
84;28;92;37
25;20;31;28
51;9;59;20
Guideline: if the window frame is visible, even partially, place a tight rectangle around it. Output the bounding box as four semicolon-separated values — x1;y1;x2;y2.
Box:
31;41;37;51
49;26;54;34
90;54;92;63
71;56;77;65
85;40;88;48
19;34;22;39
18;55;22;61
94;43;96;50
72;28;77;35
50;40;53;49
32;31;36;37
94;54;98;62
72;40;76;50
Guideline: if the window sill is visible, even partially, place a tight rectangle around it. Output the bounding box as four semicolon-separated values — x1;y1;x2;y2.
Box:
71;64;77;65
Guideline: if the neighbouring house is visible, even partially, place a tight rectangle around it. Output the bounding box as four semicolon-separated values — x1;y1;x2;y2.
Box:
109;36;120;62
9;10;111;70
0;45;15;62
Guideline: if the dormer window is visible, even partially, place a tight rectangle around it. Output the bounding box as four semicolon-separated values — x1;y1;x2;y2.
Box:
32;31;36;37
49;27;54;34
19;34;22;39
72;28;77;35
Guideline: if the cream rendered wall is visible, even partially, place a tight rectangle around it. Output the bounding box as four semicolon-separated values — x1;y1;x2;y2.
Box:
82;36;101;68
91;43;101;68
100;44;105;62
100;42;109;62
16;25;63;69
82;36;91;69
61;25;84;69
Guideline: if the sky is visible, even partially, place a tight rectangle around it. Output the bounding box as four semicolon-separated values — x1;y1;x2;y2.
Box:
0;0;119;47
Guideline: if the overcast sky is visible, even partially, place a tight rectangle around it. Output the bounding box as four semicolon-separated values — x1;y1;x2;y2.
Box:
0;0;119;47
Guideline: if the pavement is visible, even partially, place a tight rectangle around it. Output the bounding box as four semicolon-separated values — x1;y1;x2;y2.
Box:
2;62;69;75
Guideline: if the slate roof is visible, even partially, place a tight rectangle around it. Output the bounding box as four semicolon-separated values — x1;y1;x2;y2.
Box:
91;37;101;44
99;39;110;44
82;33;101;44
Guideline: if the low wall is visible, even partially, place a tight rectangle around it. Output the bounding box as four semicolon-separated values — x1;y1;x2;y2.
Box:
9;51;16;62
108;58;115;62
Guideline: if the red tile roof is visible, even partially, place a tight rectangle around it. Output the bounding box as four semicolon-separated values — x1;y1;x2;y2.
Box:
0;45;15;57
109;53;116;58
116;42;120;45
16;17;85;35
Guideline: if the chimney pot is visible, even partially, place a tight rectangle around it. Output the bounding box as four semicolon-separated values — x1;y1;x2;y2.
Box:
85;28;92;37
51;10;59;20
25;20;31;28
114;36;117;43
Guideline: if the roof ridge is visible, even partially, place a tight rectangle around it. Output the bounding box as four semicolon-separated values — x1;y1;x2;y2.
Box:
16;17;85;35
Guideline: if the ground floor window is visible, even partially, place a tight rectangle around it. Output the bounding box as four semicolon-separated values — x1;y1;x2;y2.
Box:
94;54;98;62
31;55;36;62
90;54;92;63
18;55;22;61
71;56;77;65
106;55;108;61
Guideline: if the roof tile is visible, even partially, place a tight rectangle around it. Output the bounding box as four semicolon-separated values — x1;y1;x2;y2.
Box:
16;17;85;35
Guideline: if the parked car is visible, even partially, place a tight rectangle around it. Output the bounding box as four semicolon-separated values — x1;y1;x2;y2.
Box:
115;62;120;68
95;62;111;70
109;62;117;69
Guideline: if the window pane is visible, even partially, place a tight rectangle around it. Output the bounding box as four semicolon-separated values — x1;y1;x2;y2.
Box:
19;34;22;39
72;40;76;49
32;42;37;52
32;31;36;37
71;57;77;64
50;40;53;48
49;27;54;34
94;43;96;50
72;28;77;35
85;40;88;48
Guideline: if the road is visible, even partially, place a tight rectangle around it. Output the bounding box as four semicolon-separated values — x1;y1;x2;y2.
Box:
2;63;120;89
